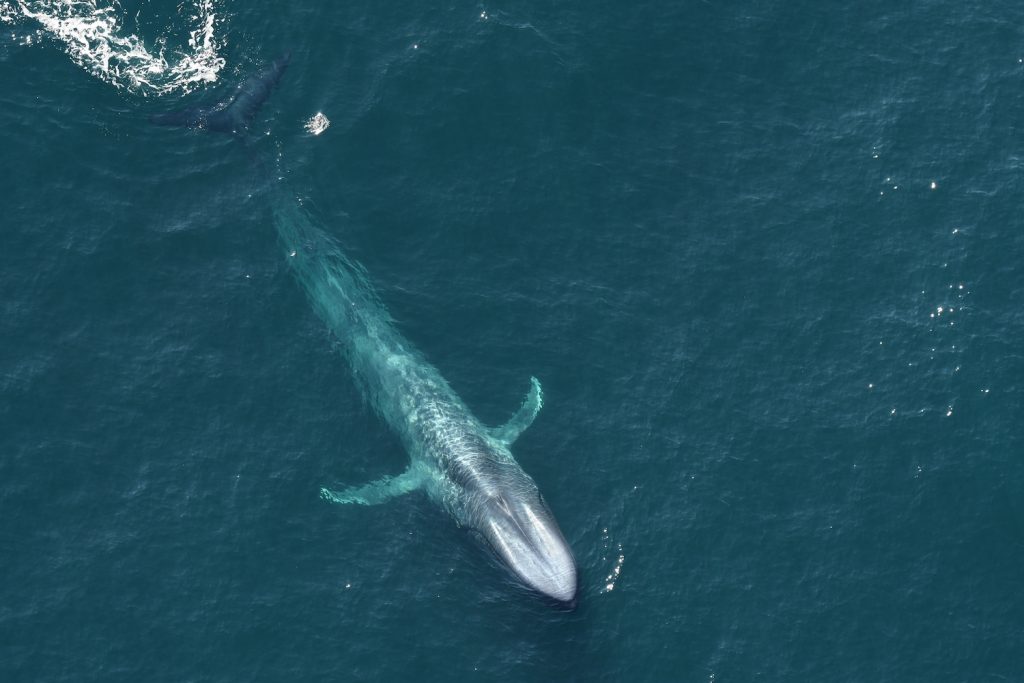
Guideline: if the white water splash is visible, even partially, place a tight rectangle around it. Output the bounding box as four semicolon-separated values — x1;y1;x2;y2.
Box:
6;0;224;96
599;527;625;594
304;111;330;136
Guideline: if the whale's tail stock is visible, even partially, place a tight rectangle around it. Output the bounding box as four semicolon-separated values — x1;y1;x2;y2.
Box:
150;52;290;135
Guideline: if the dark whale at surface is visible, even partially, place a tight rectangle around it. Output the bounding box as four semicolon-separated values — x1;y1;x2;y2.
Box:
150;52;290;134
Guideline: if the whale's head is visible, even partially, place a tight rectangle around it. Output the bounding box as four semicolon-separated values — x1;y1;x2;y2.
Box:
471;480;578;605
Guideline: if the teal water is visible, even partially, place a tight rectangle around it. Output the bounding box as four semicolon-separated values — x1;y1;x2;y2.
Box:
2;1;1023;680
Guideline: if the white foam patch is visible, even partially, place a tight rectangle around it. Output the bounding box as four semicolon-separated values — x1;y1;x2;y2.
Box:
7;0;224;96
304;111;330;136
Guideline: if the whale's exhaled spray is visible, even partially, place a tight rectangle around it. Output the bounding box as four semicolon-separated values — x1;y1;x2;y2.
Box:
157;56;578;604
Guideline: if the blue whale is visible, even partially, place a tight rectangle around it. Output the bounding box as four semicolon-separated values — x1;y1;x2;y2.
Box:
154;56;578;604
150;53;290;134
273;197;578;604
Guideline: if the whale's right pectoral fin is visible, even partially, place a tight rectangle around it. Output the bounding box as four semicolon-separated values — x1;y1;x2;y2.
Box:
320;466;425;506
490;376;544;446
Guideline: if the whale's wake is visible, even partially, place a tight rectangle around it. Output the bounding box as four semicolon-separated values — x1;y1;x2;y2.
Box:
5;0;224;96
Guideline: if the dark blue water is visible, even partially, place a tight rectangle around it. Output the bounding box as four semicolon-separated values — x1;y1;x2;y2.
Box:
2;1;1023;680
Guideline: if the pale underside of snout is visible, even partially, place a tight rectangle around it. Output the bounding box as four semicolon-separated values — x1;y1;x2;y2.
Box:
481;498;578;603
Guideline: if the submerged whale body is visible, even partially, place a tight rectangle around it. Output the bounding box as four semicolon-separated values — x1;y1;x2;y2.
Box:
150;52;290;134
275;199;578;605
155;56;578;604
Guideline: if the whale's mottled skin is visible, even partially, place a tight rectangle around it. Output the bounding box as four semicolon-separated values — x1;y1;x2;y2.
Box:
150;53;290;134
273;196;578;604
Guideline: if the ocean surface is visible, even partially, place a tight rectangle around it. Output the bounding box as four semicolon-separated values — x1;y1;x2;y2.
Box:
2;1;1023;680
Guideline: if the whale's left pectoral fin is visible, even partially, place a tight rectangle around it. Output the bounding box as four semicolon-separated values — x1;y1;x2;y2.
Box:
490;376;544;446
320;466;425;506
